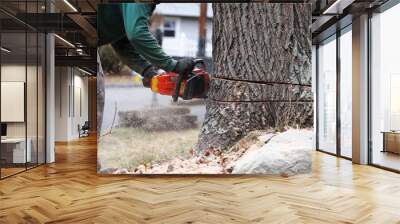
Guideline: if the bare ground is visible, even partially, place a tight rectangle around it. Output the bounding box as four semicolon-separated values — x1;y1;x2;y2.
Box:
98;128;313;175
98;127;199;171
98;127;275;174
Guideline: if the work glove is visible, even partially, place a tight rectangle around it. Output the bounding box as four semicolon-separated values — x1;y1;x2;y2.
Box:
141;65;159;88
173;58;195;78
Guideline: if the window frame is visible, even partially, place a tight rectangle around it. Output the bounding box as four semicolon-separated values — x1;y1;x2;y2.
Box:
163;19;177;38
315;24;353;161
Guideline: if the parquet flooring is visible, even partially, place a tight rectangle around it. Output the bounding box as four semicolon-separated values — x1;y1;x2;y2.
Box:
1;135;400;223
1;167;26;178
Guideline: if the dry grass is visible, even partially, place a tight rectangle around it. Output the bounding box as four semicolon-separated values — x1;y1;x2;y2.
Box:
98;127;200;170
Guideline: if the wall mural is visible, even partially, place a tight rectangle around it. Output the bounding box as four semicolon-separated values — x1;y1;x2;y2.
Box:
97;3;313;175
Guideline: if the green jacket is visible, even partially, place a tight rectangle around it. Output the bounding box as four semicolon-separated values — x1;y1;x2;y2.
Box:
98;3;177;73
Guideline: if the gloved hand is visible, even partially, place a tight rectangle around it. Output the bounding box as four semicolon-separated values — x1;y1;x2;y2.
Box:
173;58;195;78
141;65;160;88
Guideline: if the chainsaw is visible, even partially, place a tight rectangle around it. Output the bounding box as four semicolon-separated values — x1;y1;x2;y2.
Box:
150;59;210;102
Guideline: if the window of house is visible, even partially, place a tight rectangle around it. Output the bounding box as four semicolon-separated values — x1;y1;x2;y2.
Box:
163;20;176;37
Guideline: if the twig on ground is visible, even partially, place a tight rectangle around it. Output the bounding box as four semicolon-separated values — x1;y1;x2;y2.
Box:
100;101;118;137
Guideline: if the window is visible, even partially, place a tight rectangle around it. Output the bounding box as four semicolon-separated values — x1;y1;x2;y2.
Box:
316;25;353;159
339;27;352;158
0;1;47;179
317;35;337;154
163;20;176;37
370;2;400;171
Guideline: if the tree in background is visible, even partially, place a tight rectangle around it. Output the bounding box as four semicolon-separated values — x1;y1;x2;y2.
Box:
98;45;125;74
197;3;313;151
197;3;208;57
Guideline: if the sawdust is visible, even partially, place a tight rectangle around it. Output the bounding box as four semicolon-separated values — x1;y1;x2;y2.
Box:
100;128;313;175
106;130;276;174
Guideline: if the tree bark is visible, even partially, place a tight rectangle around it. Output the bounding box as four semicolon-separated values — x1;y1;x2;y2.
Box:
197;3;313;151
97;53;105;139
97;53;105;172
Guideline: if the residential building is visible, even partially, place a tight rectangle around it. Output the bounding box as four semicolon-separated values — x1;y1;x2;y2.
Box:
154;3;212;57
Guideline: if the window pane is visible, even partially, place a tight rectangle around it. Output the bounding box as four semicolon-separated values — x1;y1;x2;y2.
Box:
163;20;176;37
371;3;400;171
163;30;175;37
164;21;175;29
27;31;38;168
340;28;352;158
1;30;28;177
318;36;337;154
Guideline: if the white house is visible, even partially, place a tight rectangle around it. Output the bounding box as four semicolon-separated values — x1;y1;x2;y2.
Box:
154;3;213;57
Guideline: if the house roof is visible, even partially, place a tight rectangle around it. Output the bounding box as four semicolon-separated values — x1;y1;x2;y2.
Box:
154;3;213;18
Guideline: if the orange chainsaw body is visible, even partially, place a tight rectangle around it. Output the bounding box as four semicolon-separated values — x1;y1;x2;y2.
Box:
150;67;209;100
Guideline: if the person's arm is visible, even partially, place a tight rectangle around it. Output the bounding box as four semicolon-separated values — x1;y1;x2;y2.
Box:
112;36;161;87
111;36;152;75
121;3;177;72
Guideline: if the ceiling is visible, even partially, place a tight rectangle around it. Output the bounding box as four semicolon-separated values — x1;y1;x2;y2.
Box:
0;0;101;73
0;0;394;72
1;0;392;42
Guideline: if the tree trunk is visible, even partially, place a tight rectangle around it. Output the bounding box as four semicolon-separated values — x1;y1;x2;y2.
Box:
197;3;313;151
97;53;105;139
97;53;105;172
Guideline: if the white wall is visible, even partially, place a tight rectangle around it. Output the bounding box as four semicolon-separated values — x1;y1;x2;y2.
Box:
71;73;89;138
55;67;89;141
1;65;41;138
1;63;46;164
1;65;26;139
55;66;68;141
161;16;212;57
1;82;25;122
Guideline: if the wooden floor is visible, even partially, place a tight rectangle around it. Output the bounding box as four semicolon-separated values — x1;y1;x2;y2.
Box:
1;167;26;178
373;150;400;171
1;136;400;224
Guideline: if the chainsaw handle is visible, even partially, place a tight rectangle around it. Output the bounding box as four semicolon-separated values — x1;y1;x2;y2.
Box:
172;59;206;102
193;59;205;70
172;72;184;102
